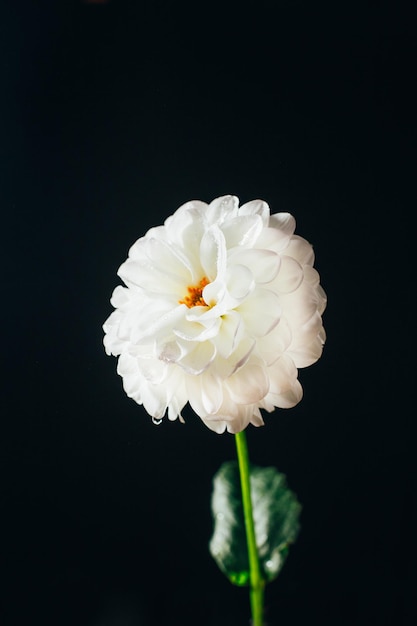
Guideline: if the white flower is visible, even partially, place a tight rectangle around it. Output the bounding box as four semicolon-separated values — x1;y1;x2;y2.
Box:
103;195;326;434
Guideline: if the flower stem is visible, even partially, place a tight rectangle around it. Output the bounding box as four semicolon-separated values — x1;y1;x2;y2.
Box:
235;430;265;626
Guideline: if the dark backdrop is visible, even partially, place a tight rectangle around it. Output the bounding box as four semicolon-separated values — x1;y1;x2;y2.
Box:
2;2;415;625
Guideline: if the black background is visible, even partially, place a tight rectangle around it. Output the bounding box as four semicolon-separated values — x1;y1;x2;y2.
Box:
2;1;415;625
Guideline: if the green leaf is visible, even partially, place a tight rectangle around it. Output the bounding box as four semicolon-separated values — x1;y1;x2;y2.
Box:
209;461;301;586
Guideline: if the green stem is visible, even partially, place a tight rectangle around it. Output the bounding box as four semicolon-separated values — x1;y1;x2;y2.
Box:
235;431;265;626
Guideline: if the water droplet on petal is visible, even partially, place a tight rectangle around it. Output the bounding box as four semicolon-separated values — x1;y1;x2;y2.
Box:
152;417;163;425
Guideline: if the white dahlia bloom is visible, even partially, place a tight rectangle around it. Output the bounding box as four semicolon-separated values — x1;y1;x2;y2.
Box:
103;195;326;434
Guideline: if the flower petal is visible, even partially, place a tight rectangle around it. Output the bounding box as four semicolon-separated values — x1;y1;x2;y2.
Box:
174;316;221;342
144;237;193;281
158;340;182;364
269;212;296;237
199;417;228;434
213;336;255;378
130;305;186;343
264;380;303;409
118;258;184;295
226;361;270;405
289;335;324;368
200;225;227;280
285;235;315;266
207;195;239;224
273;256;304;294
212;311;242;359
239;199;270;226
141;383;169;419
231;248;280;285
178;341;216;375
226;264;255;300
109;285;131;308
136;355;169;384
221;215;264;248
257;318;292;365
237;288;281;337
267;354;298;394
185;372;223;417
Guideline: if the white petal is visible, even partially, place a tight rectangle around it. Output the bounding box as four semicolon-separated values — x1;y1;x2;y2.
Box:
280;281;321;327
123;299;166;342
141;384;168;419
250;408;265;427
303;265;320;287
188;371;223;415
137;355;168;384
131;305;186;343
224;406;265;433
212;337;255;378
215;404;258;433
173;199;208;214
226;264;255;300
174;316;221;342
226;361;269;404
264;380;303;409
289;311;323;350
118;258;184;295
289;336;324;368
221;215;263;248
109;285;131;308
167;200;208;238
229;249;280;284
167;395;186;421
273;256;304;293
257;318;292;365
207;195;239;224
212;311;242;359
165;204;207;276
128;236;150;261
317;285;327;315
142;225;166;241
144;237;193;281
178;341;216;374
117;351;138;378
199;417;228;434
268;354;298;394
237;288;281;337
239;200;270;226
269;212;296;237
199;279;226;310
200;393;245;430
103;330;126;357
117;359;144;401
185;373;222;418
285;235;315;266
200;225;227;280
103;307;122;333
158;341;182;364
165;372;188;421
225;416;251;434
122;373;142;399
200;371;224;414
255;215;295;253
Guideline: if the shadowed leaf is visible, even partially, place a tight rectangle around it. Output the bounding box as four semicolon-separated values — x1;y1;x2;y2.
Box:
209;461;301;585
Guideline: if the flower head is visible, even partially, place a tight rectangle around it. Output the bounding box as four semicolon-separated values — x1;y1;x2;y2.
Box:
103;195;326;433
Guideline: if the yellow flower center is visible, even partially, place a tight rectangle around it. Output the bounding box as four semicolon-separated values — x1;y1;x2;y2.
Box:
179;277;210;308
